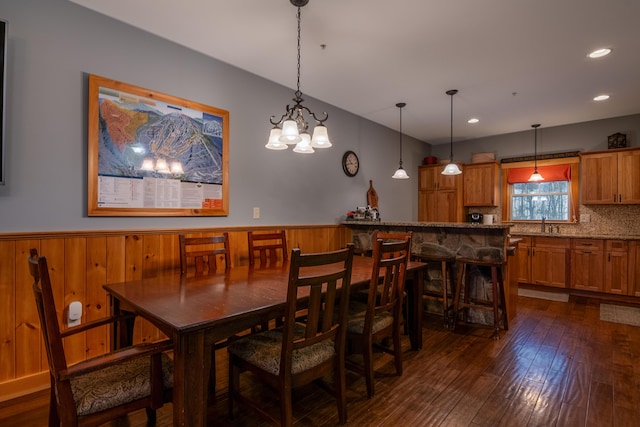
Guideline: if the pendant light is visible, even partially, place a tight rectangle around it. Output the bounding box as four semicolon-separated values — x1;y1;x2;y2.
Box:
265;0;331;153
528;124;544;181
392;102;410;179
442;89;462;175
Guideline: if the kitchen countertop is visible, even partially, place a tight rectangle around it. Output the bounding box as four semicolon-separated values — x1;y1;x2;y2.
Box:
342;220;511;230
510;232;640;241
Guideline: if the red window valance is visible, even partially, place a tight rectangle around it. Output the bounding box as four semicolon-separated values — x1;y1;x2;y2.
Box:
507;164;571;184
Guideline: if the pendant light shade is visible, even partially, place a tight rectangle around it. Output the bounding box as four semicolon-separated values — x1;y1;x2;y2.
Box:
528;124;544;181
266;0;330;153
392;102;410;179
442;89;462;175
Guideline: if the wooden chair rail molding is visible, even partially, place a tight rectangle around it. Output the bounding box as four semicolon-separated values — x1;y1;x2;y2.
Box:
0;225;352;402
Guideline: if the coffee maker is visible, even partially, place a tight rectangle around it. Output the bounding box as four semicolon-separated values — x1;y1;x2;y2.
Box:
467;212;483;224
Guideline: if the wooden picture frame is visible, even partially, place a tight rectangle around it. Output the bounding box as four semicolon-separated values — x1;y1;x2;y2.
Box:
88;75;229;216
0;19;7;185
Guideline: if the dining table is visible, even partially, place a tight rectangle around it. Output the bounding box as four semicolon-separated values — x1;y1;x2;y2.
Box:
104;255;426;426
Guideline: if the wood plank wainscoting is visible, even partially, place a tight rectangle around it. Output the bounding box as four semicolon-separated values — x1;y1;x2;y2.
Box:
0;225;352;402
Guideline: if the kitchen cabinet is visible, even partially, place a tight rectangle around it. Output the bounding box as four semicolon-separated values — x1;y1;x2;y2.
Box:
571;239;604;292
418;164;463;222
463;161;500;207
604;240;628;295
629;241;640;297
514;236;531;284
516;236;569;288
580;147;640;204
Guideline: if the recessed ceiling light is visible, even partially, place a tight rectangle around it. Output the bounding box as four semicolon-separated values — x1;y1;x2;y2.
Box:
588;48;612;59
593;94;610;101
467;118;479;124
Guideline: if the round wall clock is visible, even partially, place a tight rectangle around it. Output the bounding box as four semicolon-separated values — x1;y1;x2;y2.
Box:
342;151;359;177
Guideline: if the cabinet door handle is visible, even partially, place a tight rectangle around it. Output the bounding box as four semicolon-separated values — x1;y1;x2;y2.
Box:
582;243;593;246
619;194;622;203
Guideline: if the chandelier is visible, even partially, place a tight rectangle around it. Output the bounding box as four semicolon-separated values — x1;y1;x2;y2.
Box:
265;0;331;153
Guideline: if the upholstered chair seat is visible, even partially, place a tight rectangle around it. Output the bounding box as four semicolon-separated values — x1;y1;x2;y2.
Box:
72;353;173;416
228;324;335;376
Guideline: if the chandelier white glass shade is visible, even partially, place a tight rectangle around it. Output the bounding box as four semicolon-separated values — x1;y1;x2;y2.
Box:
528;124;544;181
265;0;331;152
392;102;409;179
442;89;462;175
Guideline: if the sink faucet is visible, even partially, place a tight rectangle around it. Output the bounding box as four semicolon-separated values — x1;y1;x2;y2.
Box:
541;216;546;232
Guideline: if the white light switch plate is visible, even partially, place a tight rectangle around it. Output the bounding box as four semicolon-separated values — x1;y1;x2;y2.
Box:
580;214;590;223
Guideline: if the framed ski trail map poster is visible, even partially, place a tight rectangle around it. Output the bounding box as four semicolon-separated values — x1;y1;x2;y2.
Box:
88;74;229;216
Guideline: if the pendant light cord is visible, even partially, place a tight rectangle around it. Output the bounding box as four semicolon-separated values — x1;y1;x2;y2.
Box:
399;105;403;166
450;94;454;159
532;123;541;170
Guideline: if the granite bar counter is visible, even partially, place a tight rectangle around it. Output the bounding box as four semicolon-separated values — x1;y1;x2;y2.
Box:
341;220;518;325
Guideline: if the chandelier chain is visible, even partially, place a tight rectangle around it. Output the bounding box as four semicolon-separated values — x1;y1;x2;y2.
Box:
295;6;302;99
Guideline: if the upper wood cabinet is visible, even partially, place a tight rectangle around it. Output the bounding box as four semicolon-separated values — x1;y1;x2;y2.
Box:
463;161;500;207
418;164;463;222
581;147;640;204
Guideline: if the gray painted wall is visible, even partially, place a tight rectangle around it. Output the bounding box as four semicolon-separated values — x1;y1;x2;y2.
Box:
0;0;428;233
431;114;640;163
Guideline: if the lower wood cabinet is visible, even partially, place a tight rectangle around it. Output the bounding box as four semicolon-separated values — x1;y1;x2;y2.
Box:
516;236;569;288
629;241;640;297
516;236;633;296
604;240;628;295
571;239;604;292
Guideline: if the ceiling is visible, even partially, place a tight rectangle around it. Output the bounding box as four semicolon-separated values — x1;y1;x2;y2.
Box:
69;0;640;145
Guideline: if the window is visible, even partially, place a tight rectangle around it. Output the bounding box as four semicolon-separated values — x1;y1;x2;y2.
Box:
501;159;579;223
511;181;569;220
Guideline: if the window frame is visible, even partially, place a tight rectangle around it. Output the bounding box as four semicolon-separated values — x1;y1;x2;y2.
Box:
501;157;580;224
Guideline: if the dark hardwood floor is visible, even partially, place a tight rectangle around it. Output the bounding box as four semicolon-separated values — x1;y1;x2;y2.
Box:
2;293;640;426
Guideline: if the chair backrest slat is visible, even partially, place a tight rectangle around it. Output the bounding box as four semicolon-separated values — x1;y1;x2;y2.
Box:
366;231;412;327
179;233;230;275
248;230;288;265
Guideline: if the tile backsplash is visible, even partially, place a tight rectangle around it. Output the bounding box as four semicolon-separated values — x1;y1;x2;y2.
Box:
469;204;640;237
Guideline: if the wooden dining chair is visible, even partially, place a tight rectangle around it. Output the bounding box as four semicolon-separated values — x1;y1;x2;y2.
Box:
344;231;412;398
247;229;288;265
179;232;230;275
228;244;355;426
178;232;231;394
27;249;173;427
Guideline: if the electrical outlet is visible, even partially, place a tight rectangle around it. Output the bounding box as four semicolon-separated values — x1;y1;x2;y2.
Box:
580;214;591;223
253;207;260;219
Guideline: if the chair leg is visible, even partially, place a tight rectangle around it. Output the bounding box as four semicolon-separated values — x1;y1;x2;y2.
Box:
280;385;293;427
48;376;59;427
440;261;449;328
363;336;375;398
209;347;217;394
228;356;238;419
490;266;501;340
452;262;466;330
498;267;509;331
393;322;403;376
145;408;157;424
335;359;347;424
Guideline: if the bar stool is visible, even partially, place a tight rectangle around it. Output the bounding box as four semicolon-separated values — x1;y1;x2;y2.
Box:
412;253;456;328
452;257;508;340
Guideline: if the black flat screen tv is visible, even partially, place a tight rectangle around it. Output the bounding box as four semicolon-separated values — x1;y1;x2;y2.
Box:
0;19;6;185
